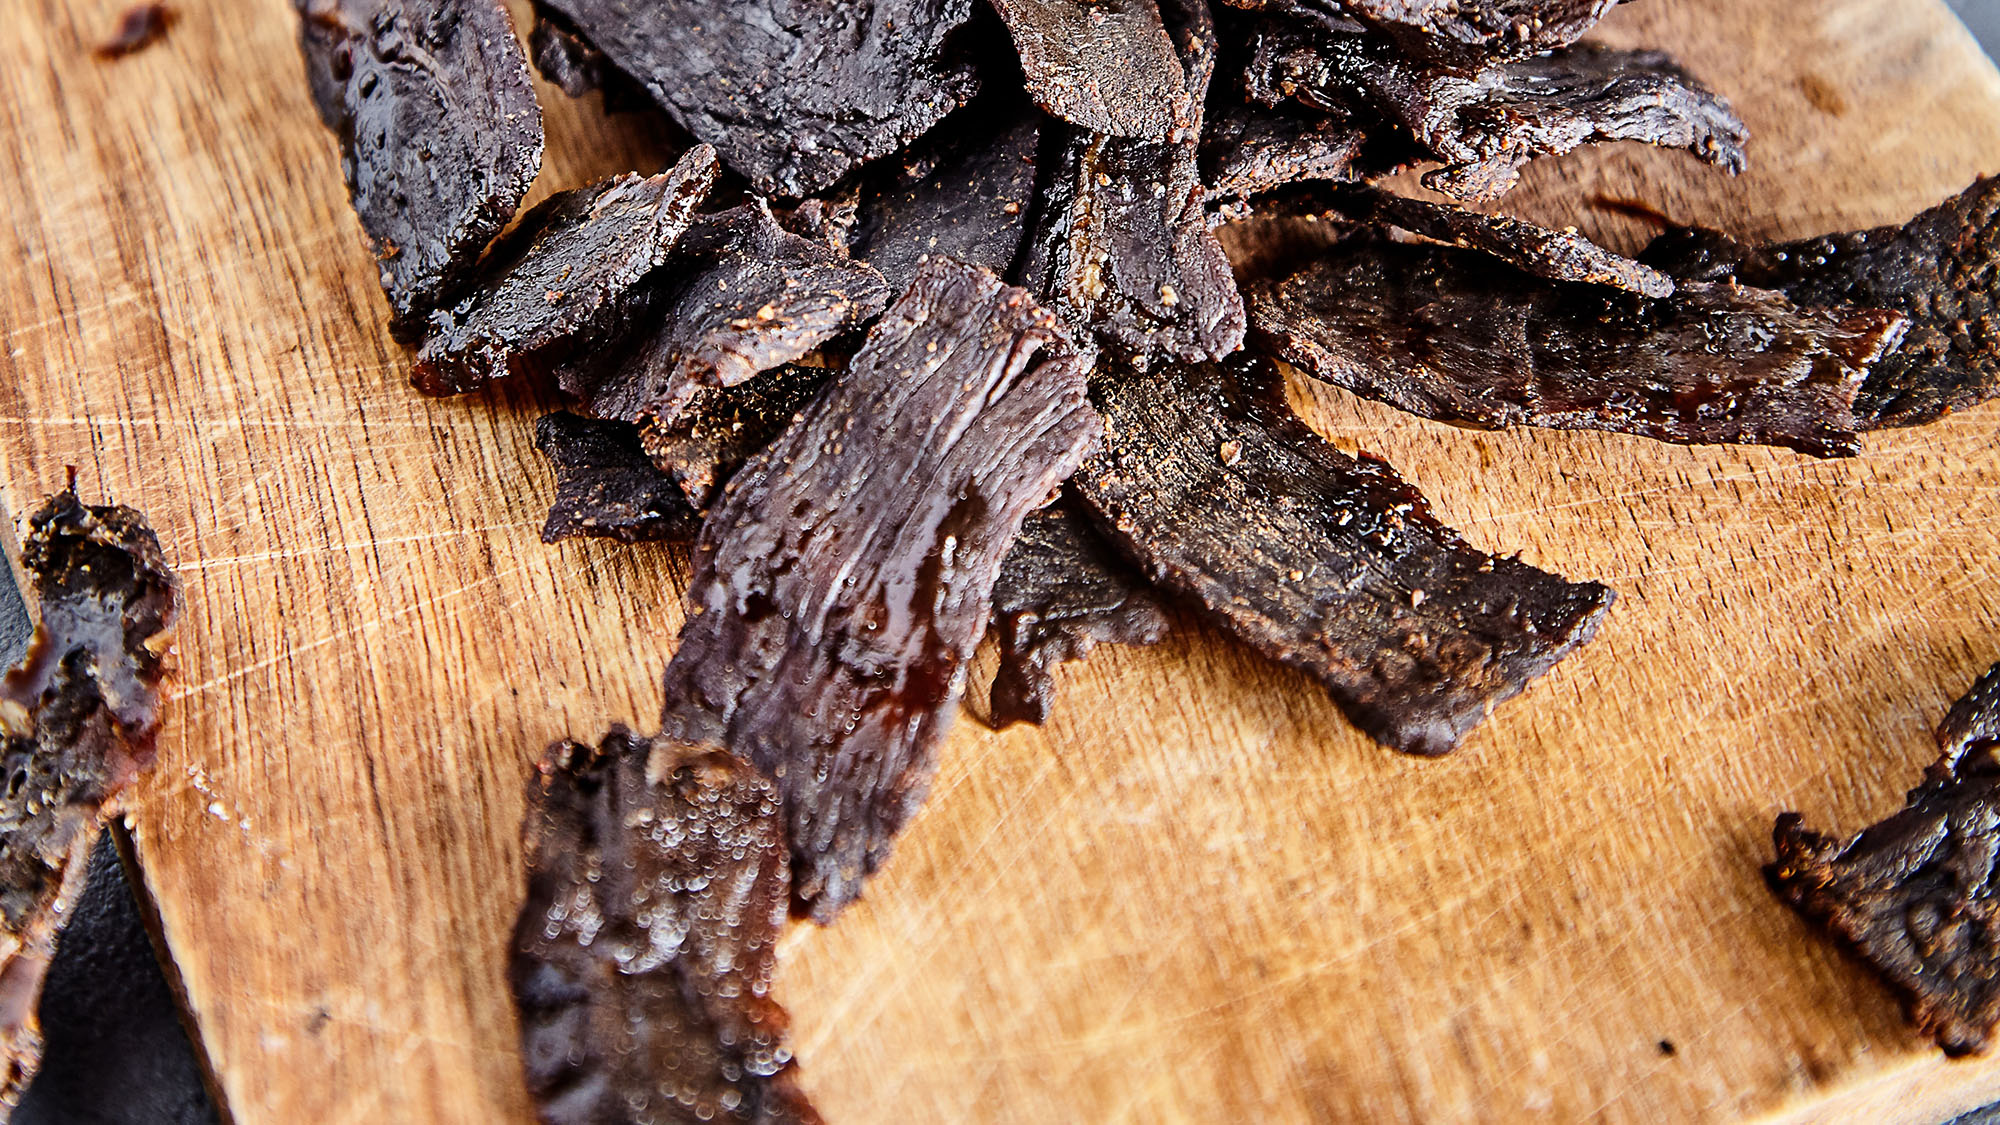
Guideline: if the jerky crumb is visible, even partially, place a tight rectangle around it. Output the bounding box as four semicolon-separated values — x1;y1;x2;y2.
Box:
94;3;174;59
1219;439;1242;465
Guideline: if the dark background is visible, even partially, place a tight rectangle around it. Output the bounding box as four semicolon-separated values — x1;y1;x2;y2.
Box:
13;2;2000;1122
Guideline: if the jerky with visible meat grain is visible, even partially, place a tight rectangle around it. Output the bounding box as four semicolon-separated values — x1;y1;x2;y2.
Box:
1641;177;2000;428
1251;238;1907;456
295;0;543;336
1201;101;1368;200
1071;356;1612;756
529;0;979;197
1768;660;2000;1057
989;502;1170;729
657;260;1102;920
639;364;833;511
0;487;178;1106
1222;0;1623;64
534;413;698;544
412;149;718;396
989;0;1191;140
510;729;822;1124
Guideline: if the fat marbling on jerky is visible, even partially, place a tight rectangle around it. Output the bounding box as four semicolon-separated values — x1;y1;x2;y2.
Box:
988;0;1192;140
1769;660;2000;1057
412;148;718;396
0;487;177;1105
1246;25;1747;201
1072;356;1612;756
528;0;979;197
534;413;698;544
510;729;821;1125
557;204;889;428
296;0;543;336
657;260;1102;920
1641;177;2000;429
988;501;1170;729
1250;237;1908;457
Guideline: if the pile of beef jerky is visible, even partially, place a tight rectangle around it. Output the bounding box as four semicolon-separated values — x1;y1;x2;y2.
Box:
291;0;2000;1115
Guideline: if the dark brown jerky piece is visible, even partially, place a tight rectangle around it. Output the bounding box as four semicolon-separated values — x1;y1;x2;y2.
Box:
556;204;889;427
989;502;1170;729
1019;0;1245;366
639;364;833;511
658;260;1102;920
1247;27;1747;201
510;730;821;1124
0;487;177;1104
534;413;698;544
1252;239;1905;457
296;0;543;335
1201;101;1367;200
989;0;1191;140
1641;178;2000;429
530;0;978;197
1226;0;1624;63
412;149;718;396
1768;660;2000;1057
1071;356;1611;755
848;99;1043;292
94;3;175;59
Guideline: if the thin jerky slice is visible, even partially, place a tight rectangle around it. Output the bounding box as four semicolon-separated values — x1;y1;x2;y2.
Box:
296;0;543;335
1225;0;1623;63
989;0;1190;140
848;99;1043;292
534;413;698;544
1020;0;1245;366
1072;356;1611;755
1252;240;1905;457
0;487;177;1104
531;0;978;197
658;260;1102;920
1641;178;2000;428
510;729;821;1124
639;364;833;511
1247;27;1747;201
1768;660;2000;1057
1201;101;1367;200
989;502;1170;729
557;204;889;426
412;148;718;396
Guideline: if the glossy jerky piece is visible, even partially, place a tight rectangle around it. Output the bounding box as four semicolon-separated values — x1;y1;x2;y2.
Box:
989;502;1171;729
1200;101;1367;200
639;364;833;511
557;204;889;427
1072;356;1611;755
657;260;1102;919
1251;240;1905;457
1768;660;2000;1057
510;730;821;1124
989;0;1190;140
534;413;698;544
412;150;718;396
296;0;543;335
94;3;175;59
1246;28;1747;202
532;0;978;198
1641;178;2000;428
0;487;177;1105
848;100;1043;292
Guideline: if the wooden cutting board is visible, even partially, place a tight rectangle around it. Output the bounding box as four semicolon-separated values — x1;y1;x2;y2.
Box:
2;0;1998;1121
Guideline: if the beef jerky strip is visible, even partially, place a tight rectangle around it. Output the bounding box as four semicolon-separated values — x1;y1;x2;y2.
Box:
1019;0;1245;366
1224;0;1623;64
412;147;718;396
989;501;1170;729
1247;26;1747;202
988;0;1191;140
511;729;821;1124
534;413;698;544
847;98;1043;292
529;0;978;197
556;203;889;428
1072;356;1612;755
1201;101;1368;200
1252;239;1905;457
1768;659;2000;1057
640;364;833;511
1641;178;2000;429
658;259;1102;920
296;0;543;337
0;487;177;1104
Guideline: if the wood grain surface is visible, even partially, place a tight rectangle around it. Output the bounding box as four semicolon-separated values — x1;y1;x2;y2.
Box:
0;0;1997;1121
